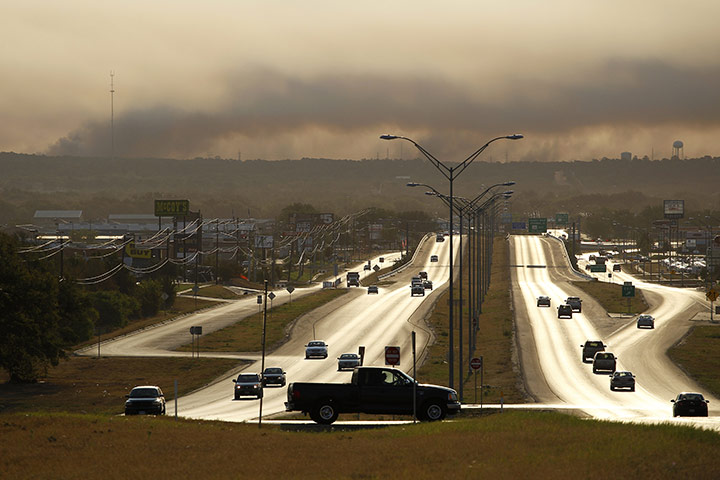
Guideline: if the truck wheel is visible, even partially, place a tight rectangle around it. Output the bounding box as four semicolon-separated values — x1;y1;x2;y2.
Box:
421;401;446;421
311;401;338;425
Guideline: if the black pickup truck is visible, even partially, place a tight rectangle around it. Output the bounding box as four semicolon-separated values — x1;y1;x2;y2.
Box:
285;366;460;424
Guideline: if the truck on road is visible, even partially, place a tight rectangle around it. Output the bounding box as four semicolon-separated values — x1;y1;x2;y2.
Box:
285;366;460;424
346;271;360;287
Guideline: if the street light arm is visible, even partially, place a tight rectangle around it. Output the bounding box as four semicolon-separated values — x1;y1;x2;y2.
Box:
382;134;452;180
454;135;524;178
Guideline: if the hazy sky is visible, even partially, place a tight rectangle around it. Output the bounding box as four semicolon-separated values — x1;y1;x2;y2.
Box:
3;1;720;161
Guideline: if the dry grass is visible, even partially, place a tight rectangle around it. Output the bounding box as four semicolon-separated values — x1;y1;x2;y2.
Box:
0;357;244;415
1;411;718;479
419;238;524;404
174;289;348;353
192;284;241;299
570;280;647;315
669;325;720;397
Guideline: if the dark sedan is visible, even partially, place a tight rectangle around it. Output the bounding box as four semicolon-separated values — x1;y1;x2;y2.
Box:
672;392;709;417
125;385;165;415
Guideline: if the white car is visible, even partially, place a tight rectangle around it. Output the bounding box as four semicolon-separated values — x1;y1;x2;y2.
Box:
305;340;329;359
636;314;655;329
337;353;362;371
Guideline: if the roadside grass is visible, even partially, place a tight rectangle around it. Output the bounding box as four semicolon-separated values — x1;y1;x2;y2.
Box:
0;357;244;415
669;325;720;398
419;238;525;404
570;280;647;315
181;284;240;299
1;411;718;479
73;296;219;350
174;289;349;353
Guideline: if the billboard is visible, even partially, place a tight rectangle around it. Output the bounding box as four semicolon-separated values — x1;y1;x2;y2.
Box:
154;199;190;216
254;235;274;248
663;200;684;219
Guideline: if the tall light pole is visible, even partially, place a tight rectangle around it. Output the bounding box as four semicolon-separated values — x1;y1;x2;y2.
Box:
399;132;522;392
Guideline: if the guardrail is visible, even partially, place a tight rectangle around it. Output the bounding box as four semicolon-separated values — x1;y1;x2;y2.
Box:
378;233;433;281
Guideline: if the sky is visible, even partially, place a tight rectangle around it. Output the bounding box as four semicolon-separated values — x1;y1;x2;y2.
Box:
3;1;720;162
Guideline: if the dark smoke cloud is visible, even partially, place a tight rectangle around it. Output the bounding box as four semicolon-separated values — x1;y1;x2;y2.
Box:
46;59;720;159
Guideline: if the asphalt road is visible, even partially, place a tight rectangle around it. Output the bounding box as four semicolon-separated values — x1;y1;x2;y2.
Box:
511;234;719;431
77;235;455;422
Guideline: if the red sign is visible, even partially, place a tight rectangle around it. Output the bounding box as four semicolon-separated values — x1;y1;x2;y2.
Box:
385;346;400;366
470;357;483;370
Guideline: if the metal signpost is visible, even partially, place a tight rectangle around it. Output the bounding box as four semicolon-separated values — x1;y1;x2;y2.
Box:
707;288;718;322
470;356;483;406
622;282;635;315
412;332;417;423
189;326;202;358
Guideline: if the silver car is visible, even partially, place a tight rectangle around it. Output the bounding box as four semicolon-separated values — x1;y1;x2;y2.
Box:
305;340;329;359
337;353;362;371
610;371;635;391
636;314;655;329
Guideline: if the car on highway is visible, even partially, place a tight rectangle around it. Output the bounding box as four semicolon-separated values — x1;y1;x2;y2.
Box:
262;367;286;387
536;295;551;307
233;373;263;399
423;280;433;290
436;234;444;242
565;296;582;313
411;284;425;297
367;285;379;294
636;314;655;329
592;352;617;374
580;340;606;363
125;385;166;415
671;392;709;417
612;264;622;272
305;340;329;359
610;371;635;391
557;304;573;318
430;255;439;262
419;271;428;279
363;264;371;271
337;353;362;371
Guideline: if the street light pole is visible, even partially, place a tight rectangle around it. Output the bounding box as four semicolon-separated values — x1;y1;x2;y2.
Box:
383;133;522;390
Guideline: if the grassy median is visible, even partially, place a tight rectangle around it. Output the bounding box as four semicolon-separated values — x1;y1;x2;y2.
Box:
570;280;648;315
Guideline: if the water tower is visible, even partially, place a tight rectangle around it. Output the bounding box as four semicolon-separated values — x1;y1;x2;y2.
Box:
672;140;684;159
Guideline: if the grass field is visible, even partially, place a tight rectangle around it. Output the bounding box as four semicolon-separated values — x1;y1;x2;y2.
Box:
174;288;348;353
669;325;720;398
1;411;718;479
571;280;648;315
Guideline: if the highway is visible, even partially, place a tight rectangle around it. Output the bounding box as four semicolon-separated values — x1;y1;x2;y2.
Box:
77;236;455;422
511;234;719;431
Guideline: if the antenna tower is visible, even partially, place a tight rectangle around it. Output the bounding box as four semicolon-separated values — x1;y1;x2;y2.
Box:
110;71;115;160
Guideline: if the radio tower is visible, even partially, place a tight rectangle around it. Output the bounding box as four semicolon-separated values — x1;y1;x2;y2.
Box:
110;71;115;160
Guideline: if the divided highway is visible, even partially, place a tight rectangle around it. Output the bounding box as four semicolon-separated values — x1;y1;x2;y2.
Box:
77;236;456;422
511;234;719;430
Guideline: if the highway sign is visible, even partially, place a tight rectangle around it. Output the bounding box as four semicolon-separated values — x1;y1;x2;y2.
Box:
189;326;202;335
470;357;483;370
528;218;547;234
286;286;295;294
512;222;526;230
589;264;607;272
555;213;569;225
622;285;636;297
707;289;719;302
385;346;400;366
268;292;276;300
256;295;262;304
373;265;380;272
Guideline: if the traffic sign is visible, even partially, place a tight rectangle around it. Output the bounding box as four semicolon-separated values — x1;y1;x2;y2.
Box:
256;295;262;304
470;357;483;370
528;218;548;234
555;213;569;226
268;292;276;300
622;284;635;297
385;346;400;366
589;264;607;272
189;326;202;335
286;286;295;294
707;289;719;302
373;265;380;272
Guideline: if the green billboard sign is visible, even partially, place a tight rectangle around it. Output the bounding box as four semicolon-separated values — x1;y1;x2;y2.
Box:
622;284;636;297
154;199;190;216
590;264;607;273
528;218;547;234
555;213;569;225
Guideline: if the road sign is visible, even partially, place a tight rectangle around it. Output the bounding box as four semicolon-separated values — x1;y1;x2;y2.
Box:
373;265;380;272
528;218;547;234
268;292;276;300
589;264;607;272
622;284;635;297
286;286;295;294
555;213;569;225
189;326;202;335
707;289;719;302
385;346;400;366
512;222;526;230
256;295;262;304
470;357;483;370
